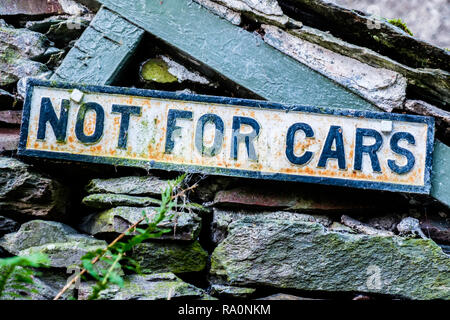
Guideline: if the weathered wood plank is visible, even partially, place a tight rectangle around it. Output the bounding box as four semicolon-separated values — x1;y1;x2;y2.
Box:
98;0;375;111
51;7;144;85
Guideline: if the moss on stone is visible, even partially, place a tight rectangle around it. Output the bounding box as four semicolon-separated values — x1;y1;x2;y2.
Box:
388;18;413;36
140;58;178;83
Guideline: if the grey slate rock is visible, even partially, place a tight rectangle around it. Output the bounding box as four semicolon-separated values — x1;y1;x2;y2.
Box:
0;24;53;86
262;24;407;112
282;0;450;71
1;270;75;300
82;193;161;209
211;208;332;245
341;215;395;237
209;284;256;299
85;175;169;196
0;157;69;220
79;206;202;241
82;193;208;214
210;0;289;25
404;100;450;126
210;217;450;300
78;273;206;300
193;0;241;25
289;25;450;108
0;220;106;268
0;216;19;236
420;218;450;244
132;241;208;274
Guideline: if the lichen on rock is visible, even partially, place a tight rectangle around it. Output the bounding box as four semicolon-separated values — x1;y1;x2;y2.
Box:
210;217;450;300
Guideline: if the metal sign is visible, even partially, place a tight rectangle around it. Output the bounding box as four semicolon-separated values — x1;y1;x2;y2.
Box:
19;79;435;194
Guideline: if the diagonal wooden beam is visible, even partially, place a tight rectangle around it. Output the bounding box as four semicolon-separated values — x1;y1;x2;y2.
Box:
98;0;376;111
51;7;144;85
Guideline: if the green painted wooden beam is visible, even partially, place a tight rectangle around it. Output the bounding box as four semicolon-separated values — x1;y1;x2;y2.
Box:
51;7;144;85
431;141;450;206
98;0;375;111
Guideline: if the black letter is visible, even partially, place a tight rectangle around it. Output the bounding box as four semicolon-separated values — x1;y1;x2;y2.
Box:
285;122;314;165
37;97;70;143
195;113;224;157
112;104;141;149
75;102;105;144
317;126;346;169
354;128;383;172
165;109;193;153
230;116;260;161
388;132;416;174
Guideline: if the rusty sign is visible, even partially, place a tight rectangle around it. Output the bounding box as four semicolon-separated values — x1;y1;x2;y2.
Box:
19;79;435;194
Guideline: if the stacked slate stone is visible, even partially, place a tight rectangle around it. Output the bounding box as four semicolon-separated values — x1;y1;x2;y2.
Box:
0;0;449;300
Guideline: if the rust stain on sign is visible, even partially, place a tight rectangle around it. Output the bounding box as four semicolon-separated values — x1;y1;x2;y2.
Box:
19;80;435;194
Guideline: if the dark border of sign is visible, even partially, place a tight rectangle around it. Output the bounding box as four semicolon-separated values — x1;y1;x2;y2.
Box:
18;79;435;195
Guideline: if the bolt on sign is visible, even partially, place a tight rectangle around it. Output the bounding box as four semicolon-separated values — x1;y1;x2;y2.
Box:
19;80;435;194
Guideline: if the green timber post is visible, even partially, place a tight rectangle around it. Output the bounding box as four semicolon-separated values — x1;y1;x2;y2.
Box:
51;7;144;85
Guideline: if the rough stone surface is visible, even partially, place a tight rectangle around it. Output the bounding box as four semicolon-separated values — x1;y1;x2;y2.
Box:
210;186;393;212
0;25;52;86
19;241;106;268
257;293;317;300
0;215;19;236
0;157;69;220
211;208;332;245
78;273;206;300
79;206;202;241
0;110;21;126
262;24;407;111
2;270;75;300
210;217;450;300
0;0;64;16
397;217;428;239
332;0;449;49
420;219;450;244
289;26;450;108
0;128;19;152
0;0;89;16
0;220;106;268
404;100;450;126
194;0;242;25
364;215;401;232
132;241;208;274
209;284;256;299
82;193;161;209
341;215;395;237
212;0;288;25
44;16;91;47
85;176;169;196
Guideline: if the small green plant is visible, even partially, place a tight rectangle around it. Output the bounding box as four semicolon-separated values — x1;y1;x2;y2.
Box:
0;253;49;299
54;173;193;300
388;18;413;36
